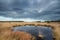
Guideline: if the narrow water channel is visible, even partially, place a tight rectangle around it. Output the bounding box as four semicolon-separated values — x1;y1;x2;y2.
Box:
12;26;53;40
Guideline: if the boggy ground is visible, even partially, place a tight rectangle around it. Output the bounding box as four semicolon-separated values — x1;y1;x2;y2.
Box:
0;27;36;40
0;21;60;40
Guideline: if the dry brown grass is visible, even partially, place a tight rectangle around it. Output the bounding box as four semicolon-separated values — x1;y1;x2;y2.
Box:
0;27;36;40
0;22;60;40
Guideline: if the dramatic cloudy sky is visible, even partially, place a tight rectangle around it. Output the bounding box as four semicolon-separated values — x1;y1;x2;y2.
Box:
0;0;60;21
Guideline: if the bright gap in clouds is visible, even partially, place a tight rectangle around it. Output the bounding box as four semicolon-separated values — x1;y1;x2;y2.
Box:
0;16;45;22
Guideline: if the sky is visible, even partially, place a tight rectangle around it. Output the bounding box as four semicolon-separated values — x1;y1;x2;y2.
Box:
0;0;60;22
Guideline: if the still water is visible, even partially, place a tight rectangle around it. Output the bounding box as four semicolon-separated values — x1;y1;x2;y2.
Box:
13;26;53;40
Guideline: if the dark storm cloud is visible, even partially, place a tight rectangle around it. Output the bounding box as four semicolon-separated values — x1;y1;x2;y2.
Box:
0;0;60;21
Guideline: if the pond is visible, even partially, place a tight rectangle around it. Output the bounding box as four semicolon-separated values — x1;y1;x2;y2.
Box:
12;26;53;40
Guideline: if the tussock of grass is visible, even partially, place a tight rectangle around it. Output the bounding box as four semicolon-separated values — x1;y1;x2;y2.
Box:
0;27;36;40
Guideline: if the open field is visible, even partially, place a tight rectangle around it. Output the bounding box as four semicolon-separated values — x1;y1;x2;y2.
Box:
0;21;60;40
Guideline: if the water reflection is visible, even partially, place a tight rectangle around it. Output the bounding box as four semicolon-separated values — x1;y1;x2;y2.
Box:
13;26;53;40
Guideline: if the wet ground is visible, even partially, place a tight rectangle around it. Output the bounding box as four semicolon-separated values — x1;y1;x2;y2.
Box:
13;26;53;40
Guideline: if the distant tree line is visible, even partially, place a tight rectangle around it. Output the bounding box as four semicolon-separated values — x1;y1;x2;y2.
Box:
35;20;60;23
45;20;60;22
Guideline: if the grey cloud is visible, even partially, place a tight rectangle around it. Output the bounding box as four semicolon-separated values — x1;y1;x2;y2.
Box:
0;0;60;21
